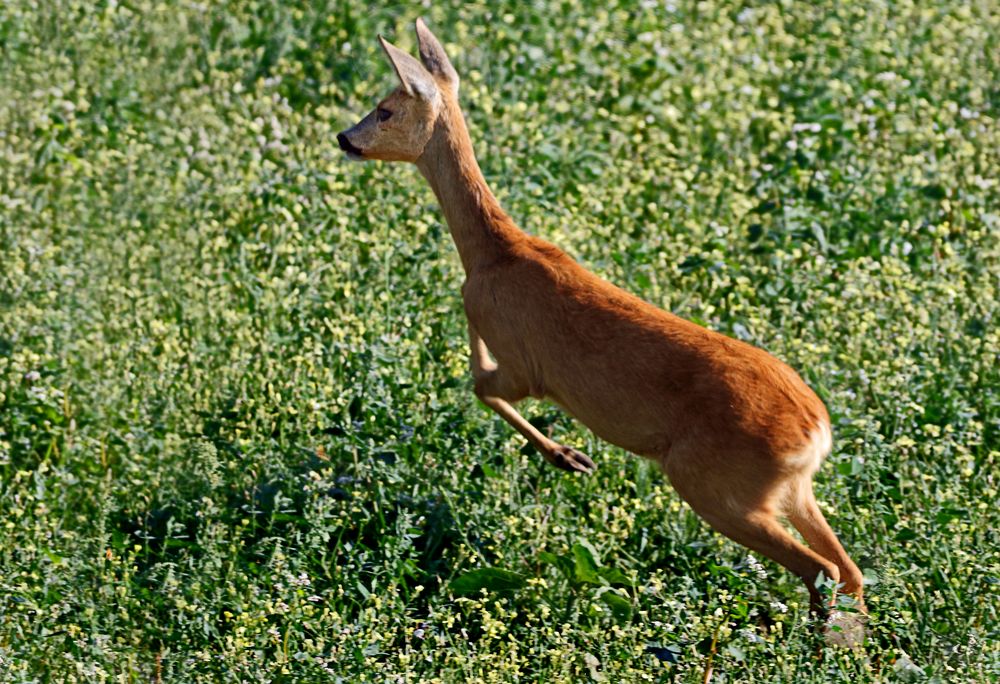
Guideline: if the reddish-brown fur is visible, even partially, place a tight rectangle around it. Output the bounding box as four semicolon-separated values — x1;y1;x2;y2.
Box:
338;20;866;635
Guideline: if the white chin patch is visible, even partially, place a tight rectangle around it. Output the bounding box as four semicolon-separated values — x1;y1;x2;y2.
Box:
344;151;365;162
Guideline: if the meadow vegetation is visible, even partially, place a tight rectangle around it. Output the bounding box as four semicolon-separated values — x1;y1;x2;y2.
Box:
1;0;998;681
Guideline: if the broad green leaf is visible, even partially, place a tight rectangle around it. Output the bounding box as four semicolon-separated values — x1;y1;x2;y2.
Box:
572;543;601;585
598;567;634;587
449;568;527;596
599;592;632;622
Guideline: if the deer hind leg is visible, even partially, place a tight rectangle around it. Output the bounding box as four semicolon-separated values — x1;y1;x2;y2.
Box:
786;481;866;611
665;462;840;612
703;508;839;612
784;483;868;648
468;325;594;473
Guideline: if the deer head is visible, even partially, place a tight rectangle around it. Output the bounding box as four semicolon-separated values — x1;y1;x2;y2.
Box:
337;18;460;163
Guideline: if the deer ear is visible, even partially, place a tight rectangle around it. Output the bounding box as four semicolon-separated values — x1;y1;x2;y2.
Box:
378;35;438;101
415;18;459;94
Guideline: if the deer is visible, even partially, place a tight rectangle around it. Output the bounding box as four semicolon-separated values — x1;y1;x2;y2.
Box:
337;19;866;645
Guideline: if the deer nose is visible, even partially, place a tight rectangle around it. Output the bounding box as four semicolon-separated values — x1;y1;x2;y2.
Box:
337;132;363;156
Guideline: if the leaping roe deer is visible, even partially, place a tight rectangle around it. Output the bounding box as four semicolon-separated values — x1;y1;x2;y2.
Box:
338;19;866;643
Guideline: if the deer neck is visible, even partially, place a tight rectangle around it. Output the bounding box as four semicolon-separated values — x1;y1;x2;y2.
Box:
415;100;519;274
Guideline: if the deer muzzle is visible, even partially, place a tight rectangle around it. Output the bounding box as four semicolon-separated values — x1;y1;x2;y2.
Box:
337;132;365;160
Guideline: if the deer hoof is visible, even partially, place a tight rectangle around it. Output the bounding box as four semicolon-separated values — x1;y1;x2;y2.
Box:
547;445;596;474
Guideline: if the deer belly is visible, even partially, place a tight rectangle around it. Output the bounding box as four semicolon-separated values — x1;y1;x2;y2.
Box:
546;385;669;458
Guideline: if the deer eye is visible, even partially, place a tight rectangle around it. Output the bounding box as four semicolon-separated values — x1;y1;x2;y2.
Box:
376;107;393;122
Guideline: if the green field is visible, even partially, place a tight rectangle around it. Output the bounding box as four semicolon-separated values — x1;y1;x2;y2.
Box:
1;1;998;681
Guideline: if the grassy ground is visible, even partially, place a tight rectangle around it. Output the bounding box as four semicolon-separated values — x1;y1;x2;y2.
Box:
1;1;998;681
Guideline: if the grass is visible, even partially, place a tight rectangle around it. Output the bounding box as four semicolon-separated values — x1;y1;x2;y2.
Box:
1;0;998;681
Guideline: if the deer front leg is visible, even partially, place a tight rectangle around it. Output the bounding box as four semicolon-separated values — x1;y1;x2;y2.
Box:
468;325;595;473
